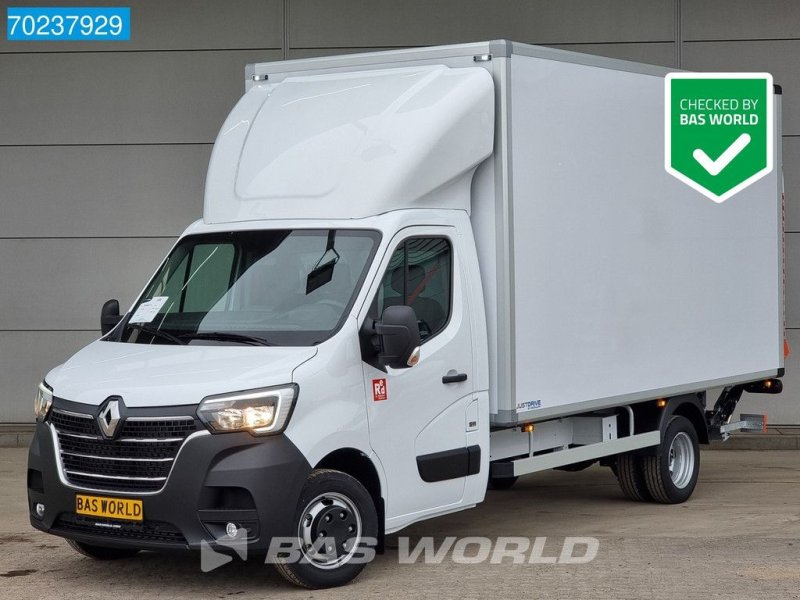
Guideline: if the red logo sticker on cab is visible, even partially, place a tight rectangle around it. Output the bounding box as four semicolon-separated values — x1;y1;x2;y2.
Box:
372;378;388;402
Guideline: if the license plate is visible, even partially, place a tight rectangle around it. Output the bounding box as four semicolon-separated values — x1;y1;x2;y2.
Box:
75;494;143;522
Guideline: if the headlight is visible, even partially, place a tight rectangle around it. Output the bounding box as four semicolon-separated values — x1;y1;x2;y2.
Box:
34;382;53;420
197;384;298;436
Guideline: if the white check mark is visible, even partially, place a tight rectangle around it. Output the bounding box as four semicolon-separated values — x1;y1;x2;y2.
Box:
692;133;751;176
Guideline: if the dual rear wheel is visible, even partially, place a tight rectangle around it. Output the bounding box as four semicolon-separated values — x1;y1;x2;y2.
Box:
616;415;700;504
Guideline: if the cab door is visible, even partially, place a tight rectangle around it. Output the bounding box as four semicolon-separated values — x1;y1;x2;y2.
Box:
361;227;480;531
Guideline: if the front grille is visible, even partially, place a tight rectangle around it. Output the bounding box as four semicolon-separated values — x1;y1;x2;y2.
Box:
58;436;182;460
49;408;200;493
61;454;173;479
50;410;101;436
121;419;198;439
55;513;186;545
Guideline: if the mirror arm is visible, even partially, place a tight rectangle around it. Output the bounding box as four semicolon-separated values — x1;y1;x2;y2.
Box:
361;318;382;354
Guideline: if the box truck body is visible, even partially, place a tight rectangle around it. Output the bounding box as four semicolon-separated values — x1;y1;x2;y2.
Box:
27;41;784;588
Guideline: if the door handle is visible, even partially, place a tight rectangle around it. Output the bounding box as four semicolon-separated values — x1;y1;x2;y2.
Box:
442;372;468;384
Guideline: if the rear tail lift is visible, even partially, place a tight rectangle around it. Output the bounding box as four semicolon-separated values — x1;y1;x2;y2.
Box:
706;378;782;441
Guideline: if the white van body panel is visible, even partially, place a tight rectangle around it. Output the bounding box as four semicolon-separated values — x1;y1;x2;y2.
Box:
204;65;494;223
496;54;782;424
360;224;475;530
44;340;316;408
284;318;376;469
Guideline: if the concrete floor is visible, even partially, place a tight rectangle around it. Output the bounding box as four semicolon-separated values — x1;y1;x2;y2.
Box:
1;447;799;599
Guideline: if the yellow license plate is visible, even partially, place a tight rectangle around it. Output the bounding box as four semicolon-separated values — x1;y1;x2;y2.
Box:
76;494;143;522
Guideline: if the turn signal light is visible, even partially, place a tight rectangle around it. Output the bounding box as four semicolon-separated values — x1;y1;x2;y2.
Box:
743;379;783;394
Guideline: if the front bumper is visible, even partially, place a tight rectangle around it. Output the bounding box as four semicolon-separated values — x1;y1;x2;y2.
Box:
27;419;310;552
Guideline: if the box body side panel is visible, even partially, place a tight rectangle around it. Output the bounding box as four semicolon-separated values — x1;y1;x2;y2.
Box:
503;54;782;420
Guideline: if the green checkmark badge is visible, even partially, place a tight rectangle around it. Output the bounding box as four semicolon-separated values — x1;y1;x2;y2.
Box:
665;73;773;203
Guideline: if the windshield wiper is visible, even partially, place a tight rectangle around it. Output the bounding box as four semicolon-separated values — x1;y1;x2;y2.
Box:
128;323;186;345
179;332;272;346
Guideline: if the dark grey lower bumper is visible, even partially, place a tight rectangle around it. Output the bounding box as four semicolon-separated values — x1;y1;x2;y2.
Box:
27;421;310;552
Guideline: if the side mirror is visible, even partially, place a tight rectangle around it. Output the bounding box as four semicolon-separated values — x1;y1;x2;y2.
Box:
373;305;421;369
101;299;121;335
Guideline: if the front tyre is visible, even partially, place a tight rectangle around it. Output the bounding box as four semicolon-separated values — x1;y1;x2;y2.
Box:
642;415;700;504
274;469;378;589
66;539;139;560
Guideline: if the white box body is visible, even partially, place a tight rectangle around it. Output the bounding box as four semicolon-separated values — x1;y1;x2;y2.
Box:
244;41;784;426
469;43;783;424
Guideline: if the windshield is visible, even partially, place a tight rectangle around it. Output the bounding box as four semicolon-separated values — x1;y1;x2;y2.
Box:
116;229;380;346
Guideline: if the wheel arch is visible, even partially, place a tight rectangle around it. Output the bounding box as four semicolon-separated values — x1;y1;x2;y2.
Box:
631;393;709;453
671;401;709;445
315;448;385;550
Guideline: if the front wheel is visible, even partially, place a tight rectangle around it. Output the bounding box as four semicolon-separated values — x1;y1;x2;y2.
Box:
274;469;378;589
66;539;139;560
642;415;700;504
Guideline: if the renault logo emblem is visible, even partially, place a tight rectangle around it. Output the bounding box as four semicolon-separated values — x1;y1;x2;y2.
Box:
98;399;122;438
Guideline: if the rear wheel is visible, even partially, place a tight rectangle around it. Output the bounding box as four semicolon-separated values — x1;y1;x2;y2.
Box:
642;415;700;504
615;453;652;502
274;469;378;589
66;539;139;560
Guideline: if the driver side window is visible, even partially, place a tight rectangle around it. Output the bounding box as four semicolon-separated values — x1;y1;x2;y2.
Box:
372;237;452;342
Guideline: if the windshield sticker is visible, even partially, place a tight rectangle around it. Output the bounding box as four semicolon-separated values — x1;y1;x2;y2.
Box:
129;296;169;324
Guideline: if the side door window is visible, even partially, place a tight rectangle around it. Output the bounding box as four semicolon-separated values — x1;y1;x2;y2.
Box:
371;237;452;341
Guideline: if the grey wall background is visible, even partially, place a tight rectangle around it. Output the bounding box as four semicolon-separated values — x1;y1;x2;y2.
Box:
1;0;798;422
